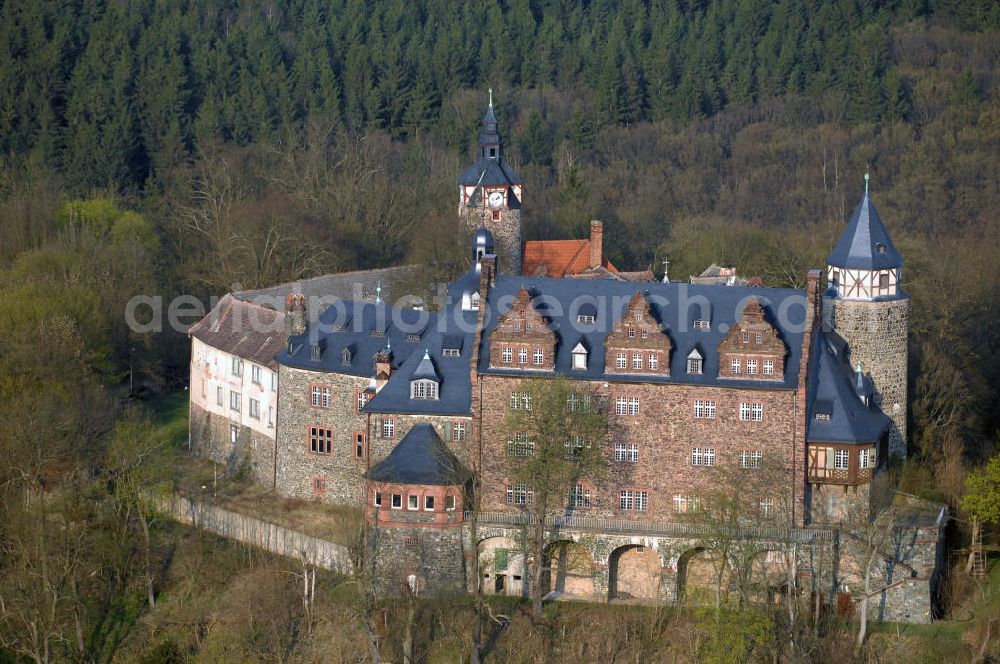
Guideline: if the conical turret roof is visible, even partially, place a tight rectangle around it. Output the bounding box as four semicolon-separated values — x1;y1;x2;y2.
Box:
827;191;903;271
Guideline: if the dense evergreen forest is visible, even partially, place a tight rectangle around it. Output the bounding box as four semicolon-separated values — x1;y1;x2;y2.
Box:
1;0;999;661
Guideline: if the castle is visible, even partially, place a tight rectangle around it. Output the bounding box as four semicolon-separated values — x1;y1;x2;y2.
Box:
188;98;943;621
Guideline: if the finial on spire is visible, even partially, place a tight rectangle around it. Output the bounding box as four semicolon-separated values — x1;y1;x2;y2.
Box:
423;349;430;360
855;361;862;374
864;169;870;195
488;88;493;107
375;282;382;304
662;258;670;284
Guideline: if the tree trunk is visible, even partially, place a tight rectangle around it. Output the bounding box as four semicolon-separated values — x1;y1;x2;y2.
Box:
139;515;155;610
530;508;547;621
855;560;872;655
403;599;415;664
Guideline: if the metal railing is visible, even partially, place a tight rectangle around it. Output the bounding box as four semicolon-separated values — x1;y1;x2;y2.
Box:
469;510;833;543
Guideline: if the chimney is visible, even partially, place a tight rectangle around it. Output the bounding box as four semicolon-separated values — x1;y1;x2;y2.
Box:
806;270;821;322
588;220;603;269
374;347;392;392
285;292;306;337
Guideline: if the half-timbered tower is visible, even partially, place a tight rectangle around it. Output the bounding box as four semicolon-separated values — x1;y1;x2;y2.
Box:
824;175;908;458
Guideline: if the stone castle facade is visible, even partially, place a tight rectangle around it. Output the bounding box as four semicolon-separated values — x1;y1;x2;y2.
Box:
188;102;944;621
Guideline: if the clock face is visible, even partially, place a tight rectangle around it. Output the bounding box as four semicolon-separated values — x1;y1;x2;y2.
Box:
487;190;504;209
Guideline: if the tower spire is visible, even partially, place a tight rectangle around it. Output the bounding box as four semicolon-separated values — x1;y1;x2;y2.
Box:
864;169;870;195
489;87;493;107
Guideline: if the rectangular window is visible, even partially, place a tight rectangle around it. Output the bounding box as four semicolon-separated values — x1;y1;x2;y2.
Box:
443;348;460;357
501;347;512;363
355;432;365;458
673;495;699;513
311;385;332;408
879;272;889;289
533;348;544;365
270;372;277;391
619;490;648;511
249;398;260;419
571;484;591;509
230;425;239;444
507;432;534;457
693;399;716;419
445;495;456;511
632;353;643;370
641;328;648;339
731;358;741;374
230;390;240;412
510;392;532;411
763;360;774;375
309;426;332;455
267;407;274;427
739;450;763;468
506;483;532;505
860;447;877;469
755;333;763;344
740;403;763;421
693;319;710;330
313;478;326;494
648;354;658;370
615;443;639;463
381;417;395;439
692;447;715;466
217;386;224;406
835;449;849;470
452;422;467;441
407;495;418;510
746;359;758;374
251;365;262;384
627;327;635;338
374;491;382;507
687;357;703;374
616;352;627;369
391;494;402;509
231;356;242;376
518;348;528;364
615;397;639;416
760;498;774;517
742;331;750;343
424;495;435;511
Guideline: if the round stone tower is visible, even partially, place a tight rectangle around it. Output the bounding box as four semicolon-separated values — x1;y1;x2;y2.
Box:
457;90;522;274
823;175;908;458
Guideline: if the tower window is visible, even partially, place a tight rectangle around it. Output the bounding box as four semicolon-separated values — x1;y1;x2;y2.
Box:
879;272;889;289
489;147;496;157
832;270;840;287
492;210;500;220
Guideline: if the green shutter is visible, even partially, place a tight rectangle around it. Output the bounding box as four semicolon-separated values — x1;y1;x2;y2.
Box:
444;422;453;441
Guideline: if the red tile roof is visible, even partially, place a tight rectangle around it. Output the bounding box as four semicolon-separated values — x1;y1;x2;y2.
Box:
521;239;618;277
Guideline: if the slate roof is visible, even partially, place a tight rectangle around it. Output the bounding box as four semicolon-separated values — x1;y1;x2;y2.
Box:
827;193;903;271
458;157;523;187
806;330;889;444
276;300;477;417
459;271;810;389
365;424;468;485
234;266;421;308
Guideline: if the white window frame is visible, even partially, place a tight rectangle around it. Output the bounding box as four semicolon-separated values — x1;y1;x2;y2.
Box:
694;399;716;419
506;483;532;505
615;442;639;463
518;348;528;364
382;417;395;439
632;353;643;370
763;360;774;375
501;346;512;363
619;490;648;511
739;450;763;468
249;398;260;420
230;390;240;412
251;364;262;384
687;357;703;374
533;348;544;365
616;352;627;369
835;449;849;470
746;359;757;374
407;495;418;510
570;484;591;509
731;358;741;374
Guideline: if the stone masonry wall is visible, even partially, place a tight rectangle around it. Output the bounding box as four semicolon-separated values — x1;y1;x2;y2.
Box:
370;520;467;597
825;296;909;458
367;413;475;474
476;375;808;526
275;365;371;504
461;206;521;274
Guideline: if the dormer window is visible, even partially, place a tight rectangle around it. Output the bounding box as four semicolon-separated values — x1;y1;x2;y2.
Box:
443;348;460;357
489;147;496;158
342;348;352;365
571;343;588;370
407;334;420;343
310;343;322;361
410;379;439;400
693;319;710;330
471;292;480;310
687;349;703;375
577;314;595;324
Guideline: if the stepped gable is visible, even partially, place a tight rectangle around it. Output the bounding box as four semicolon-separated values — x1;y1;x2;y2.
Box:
366;424;468;485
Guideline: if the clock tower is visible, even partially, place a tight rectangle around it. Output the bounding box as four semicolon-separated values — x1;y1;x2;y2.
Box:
458;91;522;274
